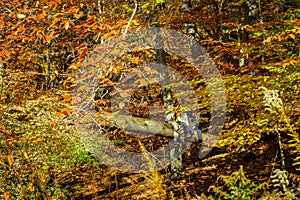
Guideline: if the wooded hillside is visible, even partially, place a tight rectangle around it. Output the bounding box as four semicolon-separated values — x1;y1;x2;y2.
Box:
0;0;299;199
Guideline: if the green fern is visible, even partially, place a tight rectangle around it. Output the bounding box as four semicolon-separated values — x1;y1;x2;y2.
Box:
209;166;266;200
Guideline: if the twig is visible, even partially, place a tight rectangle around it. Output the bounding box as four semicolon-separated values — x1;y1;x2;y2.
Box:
122;0;138;40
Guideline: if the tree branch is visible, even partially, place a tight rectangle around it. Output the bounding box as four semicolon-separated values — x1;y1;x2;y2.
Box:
122;0;138;40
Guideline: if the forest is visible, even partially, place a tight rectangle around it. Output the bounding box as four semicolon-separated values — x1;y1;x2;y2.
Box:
0;0;299;199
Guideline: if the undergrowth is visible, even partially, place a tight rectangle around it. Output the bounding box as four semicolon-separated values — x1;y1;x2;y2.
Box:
0;93;99;199
209;165;266;200
139;140;167;199
260;86;300;170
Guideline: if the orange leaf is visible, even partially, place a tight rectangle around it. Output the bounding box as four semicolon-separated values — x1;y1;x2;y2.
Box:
3;191;9;200
61;108;72;116
138;79;147;86
6;140;14;148
7;156;14;168
74;11;84;19
28;183;34;192
48;1;58;9
56;112;63;118
51;120;57;125
64;95;72;102
68;61;81;70
132;57;143;65
64;21;70;30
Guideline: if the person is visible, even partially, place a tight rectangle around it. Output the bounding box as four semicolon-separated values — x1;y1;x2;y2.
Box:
165;110;202;179
180;111;203;143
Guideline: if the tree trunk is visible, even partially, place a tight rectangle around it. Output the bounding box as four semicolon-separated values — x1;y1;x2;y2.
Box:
96;112;175;137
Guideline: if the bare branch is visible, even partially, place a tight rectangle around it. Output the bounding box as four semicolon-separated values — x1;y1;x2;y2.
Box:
123;0;138;40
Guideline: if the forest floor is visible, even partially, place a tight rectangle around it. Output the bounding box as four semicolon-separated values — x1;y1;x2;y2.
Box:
54;132;300;199
1;73;299;199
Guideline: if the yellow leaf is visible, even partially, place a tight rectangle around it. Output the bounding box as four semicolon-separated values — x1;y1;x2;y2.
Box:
132;57;143;65
288;33;296;40
96;99;107;104
64;21;70;30
74;11;84;19
45;67;49;75
264;37;272;43
54;13;63;18
23;152;30;162
131;19;139;25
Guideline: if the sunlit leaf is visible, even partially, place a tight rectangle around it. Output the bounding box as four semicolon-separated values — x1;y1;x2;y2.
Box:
3;191;9;200
56;112;63;118
7;156;14;168
23;152;30;162
51;119;57;125
132;57;143;65
64;20;70;30
264;36;272;43
64;95;72;102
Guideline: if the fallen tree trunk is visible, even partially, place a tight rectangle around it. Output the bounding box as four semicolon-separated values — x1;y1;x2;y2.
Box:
98;113;175;137
75;111;175;137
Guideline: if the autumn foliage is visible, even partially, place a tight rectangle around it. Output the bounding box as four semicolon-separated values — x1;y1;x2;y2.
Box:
0;0;299;199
